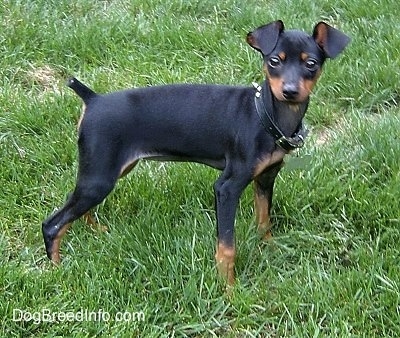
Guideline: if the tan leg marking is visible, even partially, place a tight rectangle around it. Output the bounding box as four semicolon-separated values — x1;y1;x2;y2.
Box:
215;242;236;286
254;185;273;240
50;223;72;264
77;103;86;130
82;212;108;232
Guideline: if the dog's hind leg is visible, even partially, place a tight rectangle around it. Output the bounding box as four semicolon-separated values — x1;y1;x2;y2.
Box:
80;160;140;233
42;144;125;264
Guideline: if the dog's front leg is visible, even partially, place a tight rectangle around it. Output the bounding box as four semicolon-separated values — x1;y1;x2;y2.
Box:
253;162;283;240
213;170;250;285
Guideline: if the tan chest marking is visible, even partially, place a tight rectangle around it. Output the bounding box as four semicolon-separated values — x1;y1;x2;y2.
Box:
253;150;286;178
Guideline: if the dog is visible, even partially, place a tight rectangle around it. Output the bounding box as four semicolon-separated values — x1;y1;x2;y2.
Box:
42;20;350;285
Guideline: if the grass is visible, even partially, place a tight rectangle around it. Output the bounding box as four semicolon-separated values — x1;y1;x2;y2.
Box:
1;0;399;336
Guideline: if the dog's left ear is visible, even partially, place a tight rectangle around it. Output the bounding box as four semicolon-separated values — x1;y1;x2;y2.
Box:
247;20;284;56
313;22;350;59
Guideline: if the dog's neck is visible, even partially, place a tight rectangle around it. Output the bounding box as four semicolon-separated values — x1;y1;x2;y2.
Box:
261;81;309;138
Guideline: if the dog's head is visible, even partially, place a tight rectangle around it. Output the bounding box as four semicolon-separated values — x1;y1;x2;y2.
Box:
247;20;350;103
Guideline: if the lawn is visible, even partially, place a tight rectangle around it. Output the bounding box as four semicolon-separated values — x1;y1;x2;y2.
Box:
1;0;399;336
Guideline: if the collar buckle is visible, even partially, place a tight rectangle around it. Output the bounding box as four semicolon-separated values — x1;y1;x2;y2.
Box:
276;136;303;152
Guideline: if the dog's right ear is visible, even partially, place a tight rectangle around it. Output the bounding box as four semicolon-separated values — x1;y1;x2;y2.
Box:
246;20;284;56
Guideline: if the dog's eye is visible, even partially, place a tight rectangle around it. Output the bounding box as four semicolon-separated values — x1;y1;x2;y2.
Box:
305;58;318;70
268;57;281;68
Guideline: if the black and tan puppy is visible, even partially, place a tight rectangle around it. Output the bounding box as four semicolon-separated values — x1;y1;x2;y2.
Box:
43;20;349;285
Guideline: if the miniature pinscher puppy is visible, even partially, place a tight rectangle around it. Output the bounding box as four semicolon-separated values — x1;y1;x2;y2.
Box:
42;20;349;285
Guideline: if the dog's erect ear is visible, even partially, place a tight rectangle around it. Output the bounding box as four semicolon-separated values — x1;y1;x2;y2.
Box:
313;22;350;59
246;20;284;56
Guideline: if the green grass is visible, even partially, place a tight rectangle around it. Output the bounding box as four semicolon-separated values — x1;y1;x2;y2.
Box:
1;0;399;336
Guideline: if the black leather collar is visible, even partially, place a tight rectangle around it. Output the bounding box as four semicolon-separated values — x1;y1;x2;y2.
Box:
253;82;308;152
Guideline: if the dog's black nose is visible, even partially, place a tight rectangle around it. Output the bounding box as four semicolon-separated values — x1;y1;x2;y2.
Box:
282;84;299;100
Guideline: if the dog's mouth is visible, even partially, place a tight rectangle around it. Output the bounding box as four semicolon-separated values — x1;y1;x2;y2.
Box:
282;93;301;103
274;91;308;104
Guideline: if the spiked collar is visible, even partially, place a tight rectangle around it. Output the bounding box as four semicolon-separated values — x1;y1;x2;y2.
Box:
253;82;308;152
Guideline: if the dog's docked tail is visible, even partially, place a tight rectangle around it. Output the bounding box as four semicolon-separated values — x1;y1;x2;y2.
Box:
67;77;97;104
